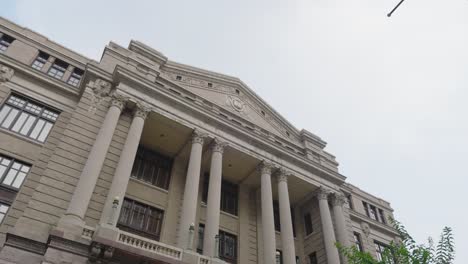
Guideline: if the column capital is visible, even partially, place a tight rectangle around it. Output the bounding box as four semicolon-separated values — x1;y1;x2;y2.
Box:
191;129;208;145
134;101;151;120
331;192;347;207
110;93;128;111
275;168;290;183
258;161;275;175
0;63;14;83
211;138;227;154
316;187;331;201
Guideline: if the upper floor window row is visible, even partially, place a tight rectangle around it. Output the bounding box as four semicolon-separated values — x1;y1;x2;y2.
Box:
0;94;59;143
363;201;387;224
0;33;15;53
31;51;84;87
131;146;173;190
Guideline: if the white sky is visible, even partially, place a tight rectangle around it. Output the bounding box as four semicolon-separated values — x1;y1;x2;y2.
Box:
2;0;467;262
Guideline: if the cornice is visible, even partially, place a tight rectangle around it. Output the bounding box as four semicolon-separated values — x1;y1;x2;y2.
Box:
112;65;346;186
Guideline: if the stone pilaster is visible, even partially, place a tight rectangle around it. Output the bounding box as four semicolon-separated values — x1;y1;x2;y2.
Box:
177;129;207;248
259;161;276;264
58;92;124;233
99;101;150;226
276;169;296;264
317;187;340;264
203;139;227;257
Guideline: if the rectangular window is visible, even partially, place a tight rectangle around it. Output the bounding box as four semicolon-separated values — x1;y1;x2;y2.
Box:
375;241;388;261
0;33;14;53
0;155;30;189
197;225;237;264
47;59;68;80
346;194;353;210
308;252;318;264
117;198;164;241
363;201;378;221
130;146;172;190
354;232;363;252
219;230;237;263
202;174;239;216
67;68;84;87
0;203;9;224
0;94;58;142
197;224;205;254
378;209;386;224
31;51;50;71
304;212;313;235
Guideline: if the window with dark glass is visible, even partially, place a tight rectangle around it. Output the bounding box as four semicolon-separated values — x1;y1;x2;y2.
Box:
197;225;237;263
117;198;164;241
67;68;84;87
131;146;172;190
308;252;318;264
354;232;363;252
0;33;14;53
304;212;313;235
202;174;238;216
378;209;386;224
346;194;353;210
31;51;49;71
0;94;58;142
47;59;68;80
196;224;204;254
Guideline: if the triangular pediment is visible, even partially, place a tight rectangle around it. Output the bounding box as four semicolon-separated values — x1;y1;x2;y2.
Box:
160;67;301;143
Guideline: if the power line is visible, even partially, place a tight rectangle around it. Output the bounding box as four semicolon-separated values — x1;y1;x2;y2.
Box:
387;0;406;17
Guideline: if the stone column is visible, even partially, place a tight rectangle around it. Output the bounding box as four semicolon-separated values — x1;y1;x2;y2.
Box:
177;130;206;249
276;169;296;264
332;193;350;248
317;187;340;264
260;161;276;264
59;94;125;230
203;139;226;257
99;102;150;226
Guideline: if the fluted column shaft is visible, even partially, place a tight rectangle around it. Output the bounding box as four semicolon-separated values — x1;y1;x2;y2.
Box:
277;171;296;264
333;193;350;248
61;95;125;226
260;162;276;264
177;130;206;248
100;104;149;226
203;139;226;257
317;188;340;264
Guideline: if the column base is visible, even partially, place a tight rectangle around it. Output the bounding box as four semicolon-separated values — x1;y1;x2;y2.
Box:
56;214;86;238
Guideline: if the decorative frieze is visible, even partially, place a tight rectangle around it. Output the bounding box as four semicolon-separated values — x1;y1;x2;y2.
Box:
0;64;14;83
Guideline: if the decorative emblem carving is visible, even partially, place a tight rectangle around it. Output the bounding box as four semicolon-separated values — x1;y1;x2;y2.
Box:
332;193;347;207
227;96;245;113
258;161;275;175
316;186;330;201
0;64;14;83
211;138;228;154
134;101;151;120
191;129;208;145
88;79;112;113
361;222;371;237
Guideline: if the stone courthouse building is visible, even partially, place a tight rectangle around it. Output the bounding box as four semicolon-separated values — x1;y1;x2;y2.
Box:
0;17;400;264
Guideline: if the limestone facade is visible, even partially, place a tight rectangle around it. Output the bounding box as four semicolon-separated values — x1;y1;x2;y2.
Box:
0;17;399;264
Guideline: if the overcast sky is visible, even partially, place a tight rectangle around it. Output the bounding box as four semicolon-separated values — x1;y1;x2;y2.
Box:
2;0;467;262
